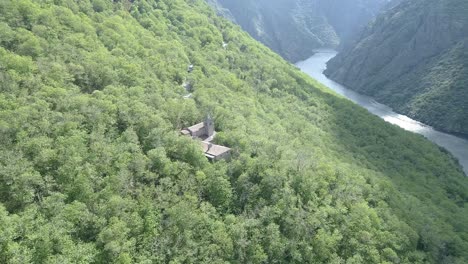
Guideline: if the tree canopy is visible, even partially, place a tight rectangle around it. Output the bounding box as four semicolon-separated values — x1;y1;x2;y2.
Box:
0;0;467;263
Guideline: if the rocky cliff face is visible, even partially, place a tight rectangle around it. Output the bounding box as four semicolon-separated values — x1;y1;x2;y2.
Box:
209;0;389;62
325;0;468;135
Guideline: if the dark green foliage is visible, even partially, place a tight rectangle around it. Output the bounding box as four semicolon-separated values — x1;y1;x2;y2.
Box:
0;0;467;263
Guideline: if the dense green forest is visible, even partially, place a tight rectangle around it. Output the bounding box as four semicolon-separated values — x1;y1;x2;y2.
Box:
325;0;468;136
0;0;467;263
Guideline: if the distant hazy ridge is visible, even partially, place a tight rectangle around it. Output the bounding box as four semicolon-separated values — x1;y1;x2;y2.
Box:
209;0;390;62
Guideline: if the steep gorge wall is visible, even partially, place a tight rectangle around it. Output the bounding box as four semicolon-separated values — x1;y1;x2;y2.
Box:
209;0;389;62
325;0;468;135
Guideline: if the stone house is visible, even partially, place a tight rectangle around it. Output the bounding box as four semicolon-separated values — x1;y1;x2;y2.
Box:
181;116;231;161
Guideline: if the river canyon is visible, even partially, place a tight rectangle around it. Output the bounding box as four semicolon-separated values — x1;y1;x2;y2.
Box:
297;50;468;175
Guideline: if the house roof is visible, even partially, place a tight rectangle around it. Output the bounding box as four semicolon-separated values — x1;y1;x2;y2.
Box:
180;129;191;136
201;141;230;157
187;122;205;133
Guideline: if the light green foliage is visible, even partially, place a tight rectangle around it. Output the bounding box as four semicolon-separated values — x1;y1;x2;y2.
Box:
0;0;467;263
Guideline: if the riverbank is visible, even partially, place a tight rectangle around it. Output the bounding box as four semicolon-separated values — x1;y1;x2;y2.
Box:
296;50;468;176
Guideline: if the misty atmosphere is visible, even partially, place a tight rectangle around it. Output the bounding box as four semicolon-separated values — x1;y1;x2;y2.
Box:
0;0;467;263
210;0;393;61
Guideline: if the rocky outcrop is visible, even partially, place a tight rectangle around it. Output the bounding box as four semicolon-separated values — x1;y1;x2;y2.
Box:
325;0;468;135
208;0;389;62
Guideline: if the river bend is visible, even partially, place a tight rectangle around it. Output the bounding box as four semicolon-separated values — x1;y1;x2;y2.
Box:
296;50;468;176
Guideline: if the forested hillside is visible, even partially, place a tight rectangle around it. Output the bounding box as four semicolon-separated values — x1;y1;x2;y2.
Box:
325;0;468;136
0;0;467;263
209;0;390;62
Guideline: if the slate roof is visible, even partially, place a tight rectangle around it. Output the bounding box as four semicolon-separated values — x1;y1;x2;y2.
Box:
187;122;205;134
201;142;231;157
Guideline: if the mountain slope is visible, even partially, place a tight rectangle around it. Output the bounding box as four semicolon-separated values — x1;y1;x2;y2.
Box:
0;0;467;263
210;0;389;62
325;0;468;136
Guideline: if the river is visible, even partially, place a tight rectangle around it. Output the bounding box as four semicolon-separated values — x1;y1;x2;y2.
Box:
296;50;468;176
